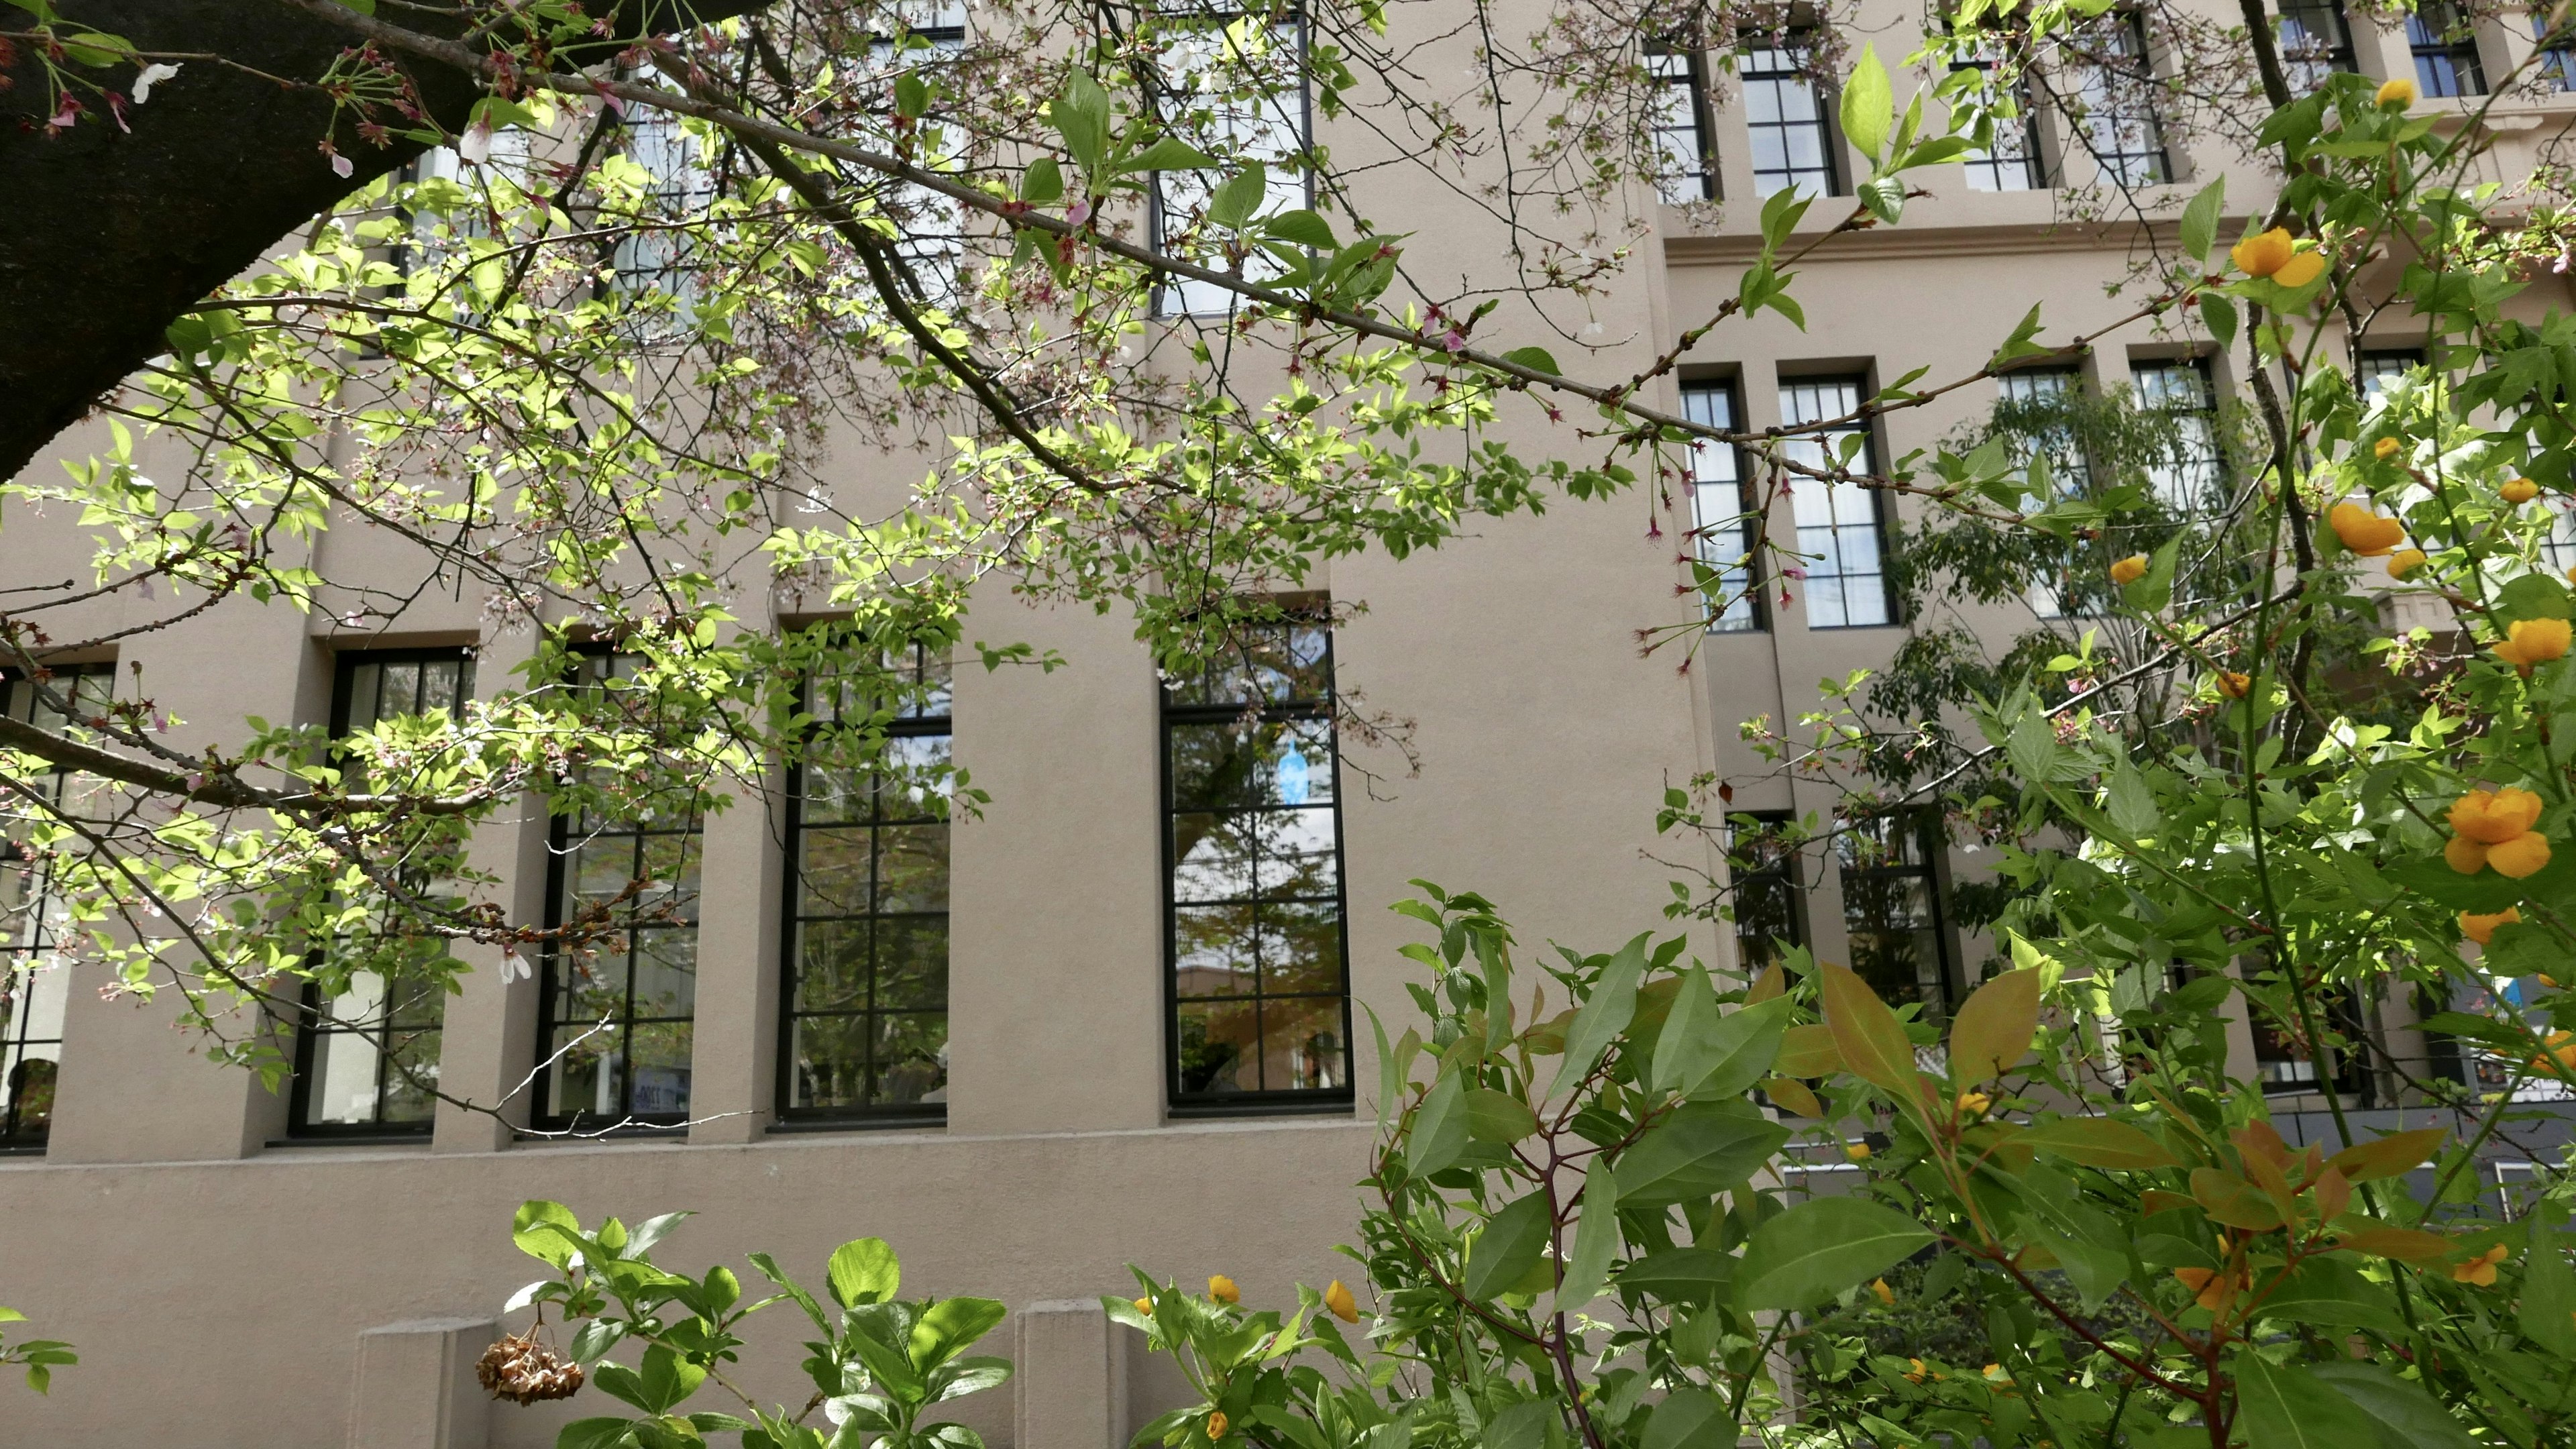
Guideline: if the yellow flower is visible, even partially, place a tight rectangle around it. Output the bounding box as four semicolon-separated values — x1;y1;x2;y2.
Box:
1324;1279;1360;1324
1982;1364;2010;1382
2495;616;2574;669
1872;1278;1896;1305
2388;548;2427;579
1208;1412;1230;1440
2378;76;2419;107
2272;250;2326;288
2460;907;2522;946
2451;788;2544;845
2504;477;2541;504
1955;1090;1991;1117
2532;1029;2576;1073
2490;830;2554;879
2453;1244;2510;1286
2231;227;2296;278
1845;1140;1873;1163
2566;564;2576;586
2218;671;2251;699
2328;502;2406;556
2173;1265;2245;1312
2110;553;2149;585
2374;437;2403;460
1208;1274;1240;1305
1904;1358;1928;1384
1134;1296;1155;1317
2446;834;2493;875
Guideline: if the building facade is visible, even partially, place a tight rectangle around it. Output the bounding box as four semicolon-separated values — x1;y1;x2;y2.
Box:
3;1;2573;1444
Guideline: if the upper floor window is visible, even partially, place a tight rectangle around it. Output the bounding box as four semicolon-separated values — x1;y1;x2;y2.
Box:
2410;1;2487;97
537;649;702;1132
608;103;718;315
1949;34;2043;191
2132;357;2223;510
1651;44;1718;203
1681;380;1762;631
2277;0;2358;92
288;651;473;1138
779;643;954;1125
1780;378;1895;629
855;3;973;307
2536;7;2576;90
1998;368;2090;615
1741;32;1840;197
1725;811;1806;973
2072;11;2171;186
1839;812;1956;1019
1165;616;1350;1112
1150;10;1312;317
0;664;114;1152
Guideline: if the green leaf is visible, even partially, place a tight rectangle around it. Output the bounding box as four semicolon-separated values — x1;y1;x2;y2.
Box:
1651;966;1719;1092
1947;967;2039;1085
1821;963;1916;1095
1674;994;1794;1099
1498;345;1561;375
829;1238;902;1309
1737;1196;1935;1310
2253;1257;2410;1338
1205;164;1269;229
1051;72;1110;171
2493;570;2573;627
2021;1116;2182;1170
2179;177;2225;263
1615;1246;1734;1307
1839;46;1892;163
1462;1191;1554;1301
1120;138;1222;174
2519;1210;2576;1356
1483;1400;1555;1449
910;1297;1010;1371
1857;175;1905;226
513;1200;583;1269
2233;1352;2384;1449
1555;1157;1621;1309
1550;933;1650;1098
1407;1071;1471;1176
2202;292;2239;352
1465;1087;1540;1144
557;1420;641;1449
1263;209;1339;250
1613;1102;1791;1207
894;73;930;119
637;1344;707;1415
1642;1389;1734;1449
1019;157;1065;205
2305;1362;2477;1449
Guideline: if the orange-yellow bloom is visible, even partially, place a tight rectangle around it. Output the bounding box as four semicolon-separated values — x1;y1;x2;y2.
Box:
2532;1030;2576;1074
2218;672;2252;699
2378;76;2419;107
2389;548;2428;579
2233;227;2296;278
2504;477;2541;504
2451;788;2544;845
1872;1278;1896;1305
2460;907;2522;946
1845;1140;1873;1162
1208;1274;1240;1305
2491;830;2554;879
2453;1244;2510;1286
1904;1358;1928;1383
2495;616;2573;669
2329;502;2406;556
1134;1296;1155;1317
2273;250;2326;288
2447;834;2493;874
2375;437;2403;460
1323;1279;1360;1324
1955;1090;1991;1117
1208;1412;1230;1440
2110;554;2149;586
2173;1265;2245;1312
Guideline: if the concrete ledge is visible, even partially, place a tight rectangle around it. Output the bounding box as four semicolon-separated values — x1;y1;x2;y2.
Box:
350;1317;496;1449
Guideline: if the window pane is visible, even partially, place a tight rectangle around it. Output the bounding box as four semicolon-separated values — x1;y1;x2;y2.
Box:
1683;382;1761;632
1741;39;1837;197
1177;999;1260;1095
1152;18;1311;315
1780;379;1890;627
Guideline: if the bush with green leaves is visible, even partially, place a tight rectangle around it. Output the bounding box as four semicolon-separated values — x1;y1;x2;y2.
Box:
0;1305;73;1395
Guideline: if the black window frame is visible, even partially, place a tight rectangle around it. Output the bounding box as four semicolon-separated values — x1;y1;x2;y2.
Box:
1162;614;1354;1117
1947;28;2045;192
284;648;476;1141
1739;29;1843;198
2131;354;2226;511
1779;375;1900;629
1837;810;1960;1019
1680;378;1765;633
533;646;704;1134
1725;810;1807;973
2357;346;2426;397
2409;1;2487;97
2072;9;2172;186
0;663;116;1154
2537;6;2576;91
2277;0;2359;92
774;640;955;1129
1650;41;1720;203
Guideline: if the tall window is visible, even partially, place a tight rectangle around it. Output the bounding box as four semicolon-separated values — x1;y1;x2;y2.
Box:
856;3;972;306
1682;380;1762;631
609;102;718;315
1150;11;1311;317
1780;378;1894;628
0;665;114;1152
537;651;702;1130
1726;812;1806;973
779;643;953;1124
1165;618;1350;1112
2072;11;2170;186
2133;358;2224;510
1951;36;2043;191
1998;369;2090;615
2277;0;2357;91
288;651;475;1137
2537;8;2576;91
1741;34;1839;197
1651;44;1718;203
1839;813;1955;1018
2409;2;2486;97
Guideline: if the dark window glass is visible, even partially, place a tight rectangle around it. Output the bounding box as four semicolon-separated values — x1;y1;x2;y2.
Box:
1682;381;1762;631
1781;378;1894;628
0;665;115;1151
2073;12;2170;185
1740;33;1839;197
2253;986;2372;1101
2278;0;2357;91
780;643;953;1124
2538;8;2576;90
537;651;702;1130
1651;44;1717;202
1725;812;1806;972
1165;618;1351;1112
288;651;475;1136
2410;2;2486;96
2357;347;2425;397
1838;813;1955;1018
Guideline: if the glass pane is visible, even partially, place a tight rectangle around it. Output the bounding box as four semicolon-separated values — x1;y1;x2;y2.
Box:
878;735;953;820
796;919;872;1014
636;833;700;921
1176;1000;1260;1095
790;1014;871;1109
874;917;949;1011
545;1020;617;1120
573;838;637;912
305;1029;388;1126
800;826;873;916
1174;905;1258;998
627;1021;693;1116
1172;813;1259;902
1258;900;1342;996
875;824;949;913
631;928;697;1020
380;1026;441;1122
1255;809;1340;896
872;1012;949;1106
802;765;869;826
1258;996;1346;1091
553;950;632;1029
346;662;382;731
0;1050;55;1137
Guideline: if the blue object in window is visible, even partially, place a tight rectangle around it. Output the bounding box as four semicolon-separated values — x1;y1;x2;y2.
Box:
1276;741;1311;805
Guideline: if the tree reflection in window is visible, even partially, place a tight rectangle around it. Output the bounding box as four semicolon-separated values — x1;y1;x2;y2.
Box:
1838;812;1956;1018
1165;617;1350;1110
1724;810;1807;974
0;665;114;1151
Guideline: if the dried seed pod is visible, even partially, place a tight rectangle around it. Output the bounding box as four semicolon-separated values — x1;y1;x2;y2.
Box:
475;1331;586;1405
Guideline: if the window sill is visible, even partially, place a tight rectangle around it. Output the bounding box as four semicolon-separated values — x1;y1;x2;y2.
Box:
768;1113;947;1135
266;1132;433;1149
1167;1094;1356;1122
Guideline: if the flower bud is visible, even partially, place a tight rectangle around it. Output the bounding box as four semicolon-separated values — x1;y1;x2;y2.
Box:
2459;907;2520;945
2387;548;2427;579
2504;477;2540;504
2377;76;2418;107
1208;1274;1239;1305
1324;1279;1360;1324
2374;437;2402;460
2110;554;2149;585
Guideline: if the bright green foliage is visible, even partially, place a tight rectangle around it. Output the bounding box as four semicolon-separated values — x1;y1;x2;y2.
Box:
0;1305;74;1395
500;1201;1008;1449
